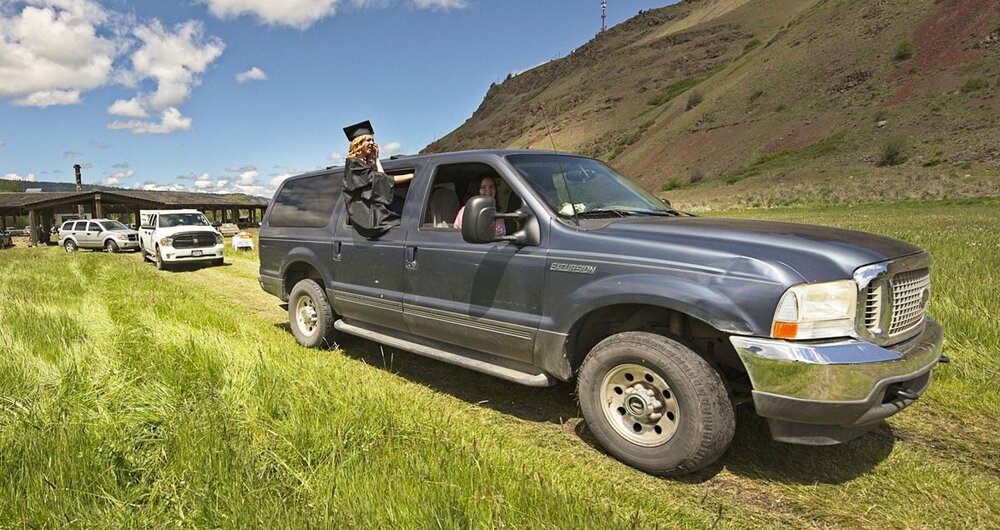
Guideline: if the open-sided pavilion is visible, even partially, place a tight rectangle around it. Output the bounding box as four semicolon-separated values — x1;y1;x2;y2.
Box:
0;190;269;246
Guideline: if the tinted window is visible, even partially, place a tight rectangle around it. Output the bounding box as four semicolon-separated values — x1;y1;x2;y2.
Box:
269;173;342;228
102;220;128;230
61;221;73;231
87;222;102;231
73;221;87;231
160;213;210;227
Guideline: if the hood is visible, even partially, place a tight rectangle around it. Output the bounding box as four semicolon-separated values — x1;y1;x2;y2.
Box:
590;216;922;283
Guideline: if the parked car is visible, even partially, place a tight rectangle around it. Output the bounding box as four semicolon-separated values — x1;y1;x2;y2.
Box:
257;149;943;477
59;218;140;253
218;223;240;237
138;209;224;270
0;229;12;248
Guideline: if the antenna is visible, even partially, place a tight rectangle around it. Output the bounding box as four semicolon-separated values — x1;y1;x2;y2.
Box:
601;1;607;33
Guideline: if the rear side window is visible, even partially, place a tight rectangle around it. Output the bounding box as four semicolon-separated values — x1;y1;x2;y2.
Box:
268;172;342;228
61;221;73;231
73;221;87;231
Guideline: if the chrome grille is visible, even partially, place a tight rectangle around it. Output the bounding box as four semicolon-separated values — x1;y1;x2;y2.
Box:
864;267;930;339
889;268;931;335
127;234;138;241
172;232;216;249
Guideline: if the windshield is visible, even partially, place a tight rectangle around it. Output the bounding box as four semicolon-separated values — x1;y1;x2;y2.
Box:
102;220;128;231
506;155;675;218
160;213;211;228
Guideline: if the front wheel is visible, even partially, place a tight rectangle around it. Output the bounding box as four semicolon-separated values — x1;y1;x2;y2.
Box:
288;279;336;348
154;246;168;271
577;332;735;476
105;239;119;253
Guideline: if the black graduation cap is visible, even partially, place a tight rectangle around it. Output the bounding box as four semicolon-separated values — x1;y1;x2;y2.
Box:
343;120;374;141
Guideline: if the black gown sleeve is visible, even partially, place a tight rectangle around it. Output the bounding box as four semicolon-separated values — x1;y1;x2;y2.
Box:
343;157;400;238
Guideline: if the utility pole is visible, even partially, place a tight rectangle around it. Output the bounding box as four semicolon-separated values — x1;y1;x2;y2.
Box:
601;1;607;33
74;164;84;216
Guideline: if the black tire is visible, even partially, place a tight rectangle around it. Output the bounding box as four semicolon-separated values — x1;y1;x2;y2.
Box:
139;242;148;261
154;246;169;271
577;332;735;476
105;239;119;253
63;239;77;253
288;279;336;348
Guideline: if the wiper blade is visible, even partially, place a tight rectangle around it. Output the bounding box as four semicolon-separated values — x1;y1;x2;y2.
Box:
576;209;634;218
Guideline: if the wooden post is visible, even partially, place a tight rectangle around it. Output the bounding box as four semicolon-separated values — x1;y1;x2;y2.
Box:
40;211;51;245
0;215;6;230
28;209;37;247
94;194;103;218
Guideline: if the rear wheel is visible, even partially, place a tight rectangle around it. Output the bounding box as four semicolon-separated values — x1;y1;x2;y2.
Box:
578;331;735;476
105;239;119;253
288;279;336;348
63;239;77;252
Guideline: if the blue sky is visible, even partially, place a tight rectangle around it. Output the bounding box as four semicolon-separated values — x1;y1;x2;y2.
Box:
0;0;672;196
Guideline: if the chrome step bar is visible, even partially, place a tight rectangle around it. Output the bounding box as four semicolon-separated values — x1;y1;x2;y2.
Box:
334;320;555;387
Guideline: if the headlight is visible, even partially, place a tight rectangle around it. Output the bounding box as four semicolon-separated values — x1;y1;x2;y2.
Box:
160;237;174;247
772;280;857;340
115;233;128;240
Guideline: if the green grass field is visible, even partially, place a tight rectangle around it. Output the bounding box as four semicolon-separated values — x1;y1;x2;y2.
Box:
1;199;998;528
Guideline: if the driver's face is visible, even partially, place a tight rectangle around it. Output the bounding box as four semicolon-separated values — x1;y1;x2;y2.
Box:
479;177;496;197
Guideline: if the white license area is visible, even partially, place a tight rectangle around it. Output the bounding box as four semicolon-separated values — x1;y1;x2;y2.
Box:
192;250;203;257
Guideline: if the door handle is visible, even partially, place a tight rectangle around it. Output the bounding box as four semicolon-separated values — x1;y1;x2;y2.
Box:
405;246;418;270
333;241;342;262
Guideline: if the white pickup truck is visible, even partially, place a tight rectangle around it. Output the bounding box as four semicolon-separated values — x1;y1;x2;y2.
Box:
138;209;225;270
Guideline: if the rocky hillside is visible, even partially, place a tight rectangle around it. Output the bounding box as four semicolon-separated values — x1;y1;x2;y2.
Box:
424;0;1000;209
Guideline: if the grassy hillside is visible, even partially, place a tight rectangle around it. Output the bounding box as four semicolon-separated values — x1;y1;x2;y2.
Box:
1;199;998;527
425;0;1000;209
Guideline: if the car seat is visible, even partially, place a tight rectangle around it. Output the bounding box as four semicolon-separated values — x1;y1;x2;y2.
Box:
426;183;460;227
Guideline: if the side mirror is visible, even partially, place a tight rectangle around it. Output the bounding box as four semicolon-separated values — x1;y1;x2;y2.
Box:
461;196;499;244
461;196;532;245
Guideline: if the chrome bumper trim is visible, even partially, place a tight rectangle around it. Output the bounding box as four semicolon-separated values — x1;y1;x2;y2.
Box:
730;317;942;402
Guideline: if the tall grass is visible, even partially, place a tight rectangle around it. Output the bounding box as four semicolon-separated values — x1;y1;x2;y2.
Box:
2;199;999;528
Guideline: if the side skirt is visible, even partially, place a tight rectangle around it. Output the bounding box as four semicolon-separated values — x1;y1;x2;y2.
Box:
333;319;556;387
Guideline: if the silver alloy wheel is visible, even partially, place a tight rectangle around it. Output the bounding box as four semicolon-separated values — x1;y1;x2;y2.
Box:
64;239;75;252
600;363;681;447
295;295;319;337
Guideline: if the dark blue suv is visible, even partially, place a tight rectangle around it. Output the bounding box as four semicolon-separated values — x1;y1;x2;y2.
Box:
259;150;943;476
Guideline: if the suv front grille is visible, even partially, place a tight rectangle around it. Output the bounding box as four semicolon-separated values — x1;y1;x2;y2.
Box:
864;267;930;340
172;232;216;249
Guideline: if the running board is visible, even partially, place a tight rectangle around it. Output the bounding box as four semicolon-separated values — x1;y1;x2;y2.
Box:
334;320;555;387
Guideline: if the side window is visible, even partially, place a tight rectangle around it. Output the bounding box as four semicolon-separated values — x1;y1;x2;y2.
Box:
61;221;72;231
89;222;104;232
270;172;342;228
73;221;87;231
421;162;519;230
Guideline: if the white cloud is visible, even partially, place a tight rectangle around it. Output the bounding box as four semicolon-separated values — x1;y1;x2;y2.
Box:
269;173;293;187
3;172;37;182
412;0;467;9
201;0;340;29
0;1;119;106
0;139;5;147
63;149;81;158
12;89;81;107
329;152;345;162
99;168;134;186
235;169;258;185
108;107;192;135
134;180;187;191
127;20;224;109
107;97;148;117
235;66;267;83
381;141;402;156
201;0;467;28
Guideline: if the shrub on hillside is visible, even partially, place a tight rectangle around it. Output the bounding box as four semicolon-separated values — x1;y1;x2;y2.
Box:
660;178;683;192
960;78;989;93
878;136;910;166
894;40;915;61
689;170;704;184
686;91;703;110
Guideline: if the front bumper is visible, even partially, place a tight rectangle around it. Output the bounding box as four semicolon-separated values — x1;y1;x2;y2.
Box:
730;317;943;445
116;239;140;250
161;243;225;262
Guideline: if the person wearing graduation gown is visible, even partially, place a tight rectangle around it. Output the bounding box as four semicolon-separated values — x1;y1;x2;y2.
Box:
341;121;413;238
